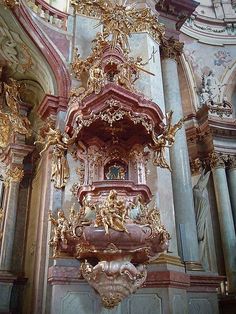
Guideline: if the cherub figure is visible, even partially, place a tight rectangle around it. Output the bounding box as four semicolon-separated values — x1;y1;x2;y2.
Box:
48;209;70;257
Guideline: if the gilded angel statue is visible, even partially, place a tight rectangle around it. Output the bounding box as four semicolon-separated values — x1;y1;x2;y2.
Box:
35;121;78;188
49;209;70;257
151;111;184;171
1;79;31;140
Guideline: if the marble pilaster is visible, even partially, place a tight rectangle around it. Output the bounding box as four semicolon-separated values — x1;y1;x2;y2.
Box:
129;33;178;256
210;153;236;293
161;38;200;266
227;156;236;230
0;167;23;271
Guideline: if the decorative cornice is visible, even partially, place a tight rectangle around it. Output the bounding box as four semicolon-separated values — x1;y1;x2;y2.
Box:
37;95;68;119
182;13;236;45
188;274;225;293
160;37;184;60
4;166;24;186
155;0;199;30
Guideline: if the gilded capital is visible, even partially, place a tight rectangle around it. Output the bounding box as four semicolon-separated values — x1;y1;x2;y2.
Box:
160;37;184;61
2;0;19;9
190;158;203;175
4;166;24;186
227;155;236;170
208;152;225;170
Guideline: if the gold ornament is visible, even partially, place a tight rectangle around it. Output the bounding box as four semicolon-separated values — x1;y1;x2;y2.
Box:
151;110;184;171
94;190;128;234
34;121;79;189
49;209;70;257
0;79;31;148
71;0;165;51
4;166;24;186
1;0;19;9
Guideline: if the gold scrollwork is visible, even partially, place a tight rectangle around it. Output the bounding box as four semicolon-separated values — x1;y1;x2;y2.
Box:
71;0;164;52
75;98;154;134
4;166;24;186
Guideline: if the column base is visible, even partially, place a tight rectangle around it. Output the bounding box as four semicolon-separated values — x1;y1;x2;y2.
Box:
152;253;183;267
185;261;204;271
0;271;27;314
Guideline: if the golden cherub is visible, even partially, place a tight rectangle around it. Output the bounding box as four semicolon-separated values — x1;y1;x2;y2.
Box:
49;209;70;257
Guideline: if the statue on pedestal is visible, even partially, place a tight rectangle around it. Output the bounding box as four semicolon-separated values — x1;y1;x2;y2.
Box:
193;170;211;270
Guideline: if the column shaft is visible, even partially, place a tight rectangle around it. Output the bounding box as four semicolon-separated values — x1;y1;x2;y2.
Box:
161;57;200;264
227;167;236;230
212;166;236;292
0;182;20;271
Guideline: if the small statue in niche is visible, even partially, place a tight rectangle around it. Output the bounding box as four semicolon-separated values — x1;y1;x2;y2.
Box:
193;170;211;271
105;162;127;180
199;71;221;106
